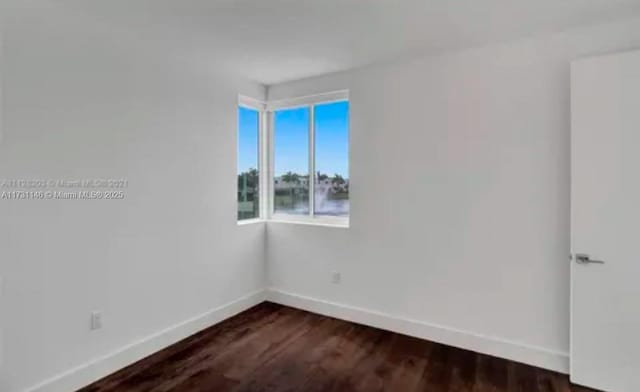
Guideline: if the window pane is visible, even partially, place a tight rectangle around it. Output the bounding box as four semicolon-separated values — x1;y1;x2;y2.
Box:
314;101;349;217
237;107;260;220
273;107;310;215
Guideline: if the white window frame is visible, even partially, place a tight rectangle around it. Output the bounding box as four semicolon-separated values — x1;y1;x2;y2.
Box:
267;90;349;227
237;95;267;224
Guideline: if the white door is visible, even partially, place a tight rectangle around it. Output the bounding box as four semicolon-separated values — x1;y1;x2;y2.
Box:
571;49;640;392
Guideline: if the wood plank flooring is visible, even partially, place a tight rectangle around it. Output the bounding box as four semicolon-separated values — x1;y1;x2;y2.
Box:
79;302;597;392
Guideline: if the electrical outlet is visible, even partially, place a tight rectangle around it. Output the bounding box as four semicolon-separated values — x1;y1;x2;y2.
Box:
331;271;341;284
90;311;103;330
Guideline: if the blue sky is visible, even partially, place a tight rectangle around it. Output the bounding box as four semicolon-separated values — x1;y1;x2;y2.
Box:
238;107;259;173
314;101;349;178
238;101;349;178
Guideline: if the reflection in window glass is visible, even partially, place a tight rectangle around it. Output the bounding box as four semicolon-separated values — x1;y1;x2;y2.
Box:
314;101;349;216
273;107;310;215
237;107;260;220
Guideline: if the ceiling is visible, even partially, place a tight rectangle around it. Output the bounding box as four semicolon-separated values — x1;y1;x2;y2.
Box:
42;0;640;84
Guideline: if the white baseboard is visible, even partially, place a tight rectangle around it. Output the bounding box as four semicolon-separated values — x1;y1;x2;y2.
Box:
22;287;568;392
266;288;569;374
24;289;267;392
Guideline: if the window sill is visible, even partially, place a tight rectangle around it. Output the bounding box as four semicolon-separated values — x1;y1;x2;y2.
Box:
237;216;349;228
268;214;349;228
237;218;265;226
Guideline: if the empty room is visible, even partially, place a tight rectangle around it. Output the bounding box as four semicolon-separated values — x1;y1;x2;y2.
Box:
2;1;640;391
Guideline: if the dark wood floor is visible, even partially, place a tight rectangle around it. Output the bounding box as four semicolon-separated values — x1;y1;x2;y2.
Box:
79;302;597;392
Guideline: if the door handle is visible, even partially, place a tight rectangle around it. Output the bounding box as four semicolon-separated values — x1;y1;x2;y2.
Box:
575;253;605;265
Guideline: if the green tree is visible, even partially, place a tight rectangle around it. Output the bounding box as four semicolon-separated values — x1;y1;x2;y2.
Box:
247;168;258;187
331;174;345;186
282;171;300;184
238;168;259;188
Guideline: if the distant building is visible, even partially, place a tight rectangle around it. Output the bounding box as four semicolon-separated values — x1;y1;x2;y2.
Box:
274;175;348;193
274;176;309;190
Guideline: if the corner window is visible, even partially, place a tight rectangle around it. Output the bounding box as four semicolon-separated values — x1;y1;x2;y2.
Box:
237;91;349;226
237;105;261;221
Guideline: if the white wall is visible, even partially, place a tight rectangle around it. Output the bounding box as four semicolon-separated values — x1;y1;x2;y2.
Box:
266;17;640;372
0;3;266;391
